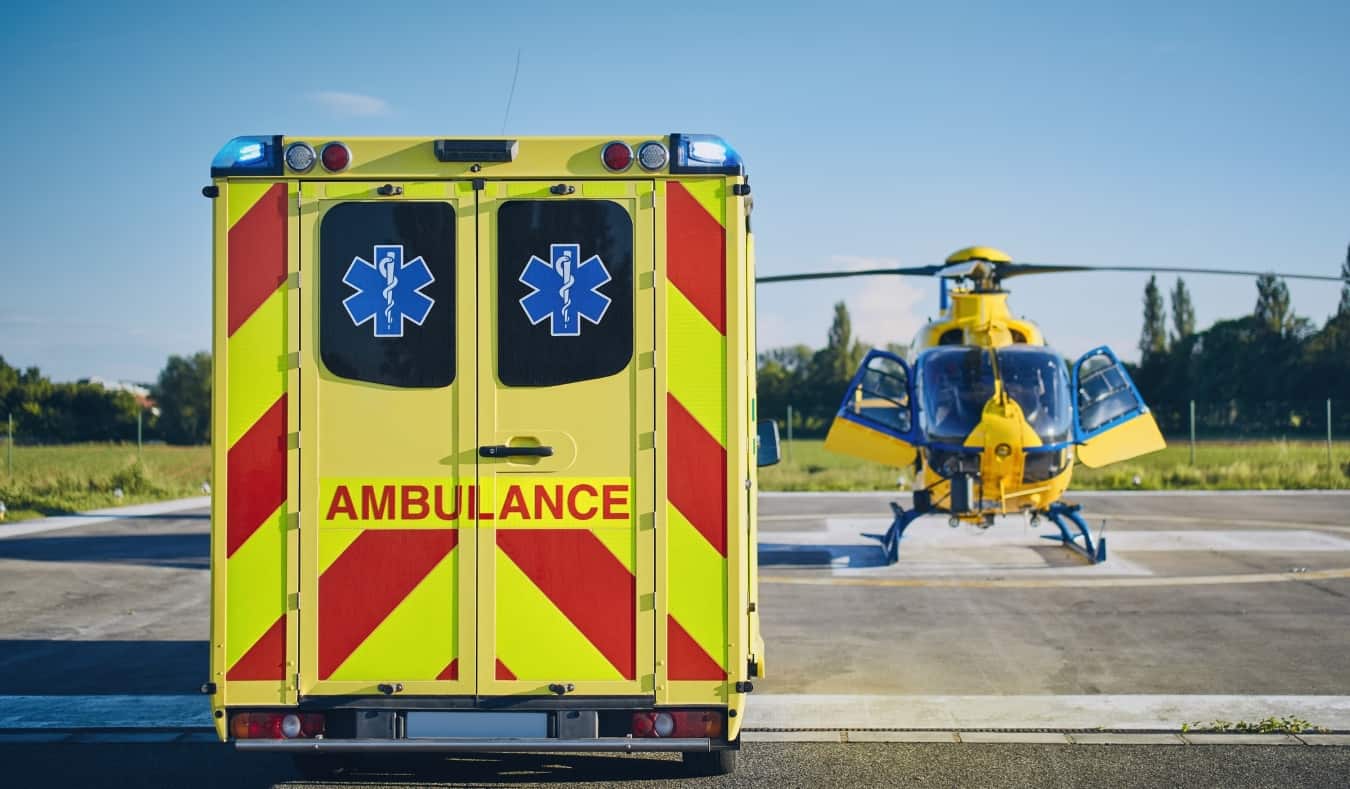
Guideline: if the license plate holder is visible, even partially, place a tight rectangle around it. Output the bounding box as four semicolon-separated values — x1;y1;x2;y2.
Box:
405;711;549;739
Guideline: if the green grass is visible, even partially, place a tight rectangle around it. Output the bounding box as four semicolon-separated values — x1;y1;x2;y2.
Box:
0;442;210;522
762;439;1350;492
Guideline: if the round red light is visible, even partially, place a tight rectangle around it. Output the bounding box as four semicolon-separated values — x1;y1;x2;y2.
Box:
320;142;351;172
601;142;632;172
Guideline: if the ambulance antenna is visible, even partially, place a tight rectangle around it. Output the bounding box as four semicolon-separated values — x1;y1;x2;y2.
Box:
500;49;522;134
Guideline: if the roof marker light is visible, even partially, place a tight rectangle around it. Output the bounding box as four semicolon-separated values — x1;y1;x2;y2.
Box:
320;141;351;172
637;141;668;171
284;142;316;173
669;133;744;175
601;141;633;172
210;135;283;177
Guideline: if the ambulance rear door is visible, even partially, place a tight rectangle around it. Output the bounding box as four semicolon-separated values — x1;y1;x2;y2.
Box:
298;182;477;696
475;180;656;697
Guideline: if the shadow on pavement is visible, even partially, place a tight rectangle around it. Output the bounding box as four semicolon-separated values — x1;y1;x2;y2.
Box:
5;743;697;789
0;533;208;570
0;640;207;694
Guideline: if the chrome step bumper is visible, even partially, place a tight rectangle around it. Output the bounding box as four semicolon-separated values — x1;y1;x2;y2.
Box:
236;736;714;753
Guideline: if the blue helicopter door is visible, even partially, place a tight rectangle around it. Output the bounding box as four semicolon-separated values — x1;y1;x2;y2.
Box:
823;350;919;467
1072;347;1166;468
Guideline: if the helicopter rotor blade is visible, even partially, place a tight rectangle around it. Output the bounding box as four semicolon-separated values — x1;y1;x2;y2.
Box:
999;262;1342;282
756;265;944;284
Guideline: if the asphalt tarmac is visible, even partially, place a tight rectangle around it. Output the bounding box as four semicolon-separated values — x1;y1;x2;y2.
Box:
1;491;1347;786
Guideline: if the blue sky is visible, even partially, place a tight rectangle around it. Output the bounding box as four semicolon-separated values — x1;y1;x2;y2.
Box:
2;0;1347;382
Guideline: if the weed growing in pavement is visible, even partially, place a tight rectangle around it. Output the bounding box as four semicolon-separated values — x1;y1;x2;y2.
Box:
1181;716;1328;734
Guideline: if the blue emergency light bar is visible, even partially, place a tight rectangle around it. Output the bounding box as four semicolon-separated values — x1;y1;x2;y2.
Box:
669;134;744;175
211;135;284;177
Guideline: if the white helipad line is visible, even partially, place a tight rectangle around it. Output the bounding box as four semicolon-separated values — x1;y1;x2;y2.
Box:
0;497;210;540
0;695;211;729
745;694;1350;731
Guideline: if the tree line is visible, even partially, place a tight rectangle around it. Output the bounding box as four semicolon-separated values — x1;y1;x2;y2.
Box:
758;248;1350;439
0;352;211;445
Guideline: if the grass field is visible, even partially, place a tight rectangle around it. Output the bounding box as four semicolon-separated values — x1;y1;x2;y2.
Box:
0;443;211;521
761;439;1350;492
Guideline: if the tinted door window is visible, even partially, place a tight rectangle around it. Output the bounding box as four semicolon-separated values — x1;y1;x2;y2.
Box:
496;200;633;387
319;202;455;388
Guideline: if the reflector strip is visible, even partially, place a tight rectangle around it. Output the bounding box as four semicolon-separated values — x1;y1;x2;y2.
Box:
498;530;636;679
227;183;288;337
667;181;726;334
437;659;459;681
227;615;285;681
667;396;727;556
667;615;726;680
318;530;458;679
226;396;286;558
496;659;516;681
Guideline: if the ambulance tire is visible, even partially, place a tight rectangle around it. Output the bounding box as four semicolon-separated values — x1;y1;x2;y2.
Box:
291;754;349;780
682;748;737;776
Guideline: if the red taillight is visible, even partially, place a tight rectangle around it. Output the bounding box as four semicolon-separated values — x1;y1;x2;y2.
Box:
230;711;325;739
601;141;632;172
631;710;724;738
320;142;351;172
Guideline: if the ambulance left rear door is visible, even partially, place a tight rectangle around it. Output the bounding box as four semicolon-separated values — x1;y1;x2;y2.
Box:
297;182;477;696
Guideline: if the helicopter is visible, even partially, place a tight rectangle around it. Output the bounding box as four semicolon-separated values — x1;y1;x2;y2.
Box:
757;246;1343;564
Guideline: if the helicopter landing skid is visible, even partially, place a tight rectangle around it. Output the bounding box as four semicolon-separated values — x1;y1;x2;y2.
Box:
862;502;926;565
1040;502;1107;563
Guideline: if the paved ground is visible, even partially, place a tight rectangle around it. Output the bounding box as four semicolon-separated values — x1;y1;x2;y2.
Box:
1;491;1348;786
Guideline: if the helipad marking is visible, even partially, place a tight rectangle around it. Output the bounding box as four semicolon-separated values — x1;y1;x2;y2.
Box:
0;498;210;540
745;693;1350;731
763;566;1350;589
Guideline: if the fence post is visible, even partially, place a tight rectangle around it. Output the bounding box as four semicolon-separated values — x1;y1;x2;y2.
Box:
137;409;143;464
6;413;11;476
1189;400;1196;465
1329;398;1334;469
786;405;794;463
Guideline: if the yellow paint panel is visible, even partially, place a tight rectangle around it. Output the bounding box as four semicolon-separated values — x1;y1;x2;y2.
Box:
677;179;725;225
227;181;276;228
318;529;364;576
667;503;727;667
226;286;286;446
495;549;621;681
824;416;916;468
1077;412;1167;468
328;548;457;681
667;287;727;440
225;505;286;668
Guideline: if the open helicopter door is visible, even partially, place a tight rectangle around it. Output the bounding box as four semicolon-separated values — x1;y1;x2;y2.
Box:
823;350;920;467
1072;347;1166;467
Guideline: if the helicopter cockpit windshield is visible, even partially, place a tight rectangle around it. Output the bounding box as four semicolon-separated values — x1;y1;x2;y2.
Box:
919;346;1073;445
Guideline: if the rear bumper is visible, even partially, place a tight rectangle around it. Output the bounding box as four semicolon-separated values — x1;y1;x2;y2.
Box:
236;737;714;753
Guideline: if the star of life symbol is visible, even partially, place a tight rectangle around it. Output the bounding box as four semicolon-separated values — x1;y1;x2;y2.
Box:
518;243;612;336
341;244;435;338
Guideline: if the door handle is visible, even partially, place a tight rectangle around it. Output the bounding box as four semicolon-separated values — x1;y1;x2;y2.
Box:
479;445;554;458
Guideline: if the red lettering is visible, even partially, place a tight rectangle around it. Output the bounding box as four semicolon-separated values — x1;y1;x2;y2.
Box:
568;484;599;520
499;485;530;520
361;485;395;520
470;485;492;520
434;484;462;520
326;485;356;520
602;484;629;520
534;484;564;519
401;485;430;520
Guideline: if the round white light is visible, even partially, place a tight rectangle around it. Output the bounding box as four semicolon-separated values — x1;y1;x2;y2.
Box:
280;713;302;738
637;141;668;171
284;142;316;173
652;712;675;737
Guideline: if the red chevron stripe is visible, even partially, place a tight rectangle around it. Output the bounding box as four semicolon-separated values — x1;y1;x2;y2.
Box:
318;530;458;679
436;658;458;681
497;530;636;679
227;182;288;337
667;615;725;680
667;181;726;335
227;615;285;681
496;658;516;681
667;395;727;555
226;395;286;557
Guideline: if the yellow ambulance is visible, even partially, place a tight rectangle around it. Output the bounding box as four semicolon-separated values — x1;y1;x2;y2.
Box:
204;134;776;776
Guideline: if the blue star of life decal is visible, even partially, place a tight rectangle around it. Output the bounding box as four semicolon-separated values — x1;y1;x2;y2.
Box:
341;244;435;338
518;243;612;336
